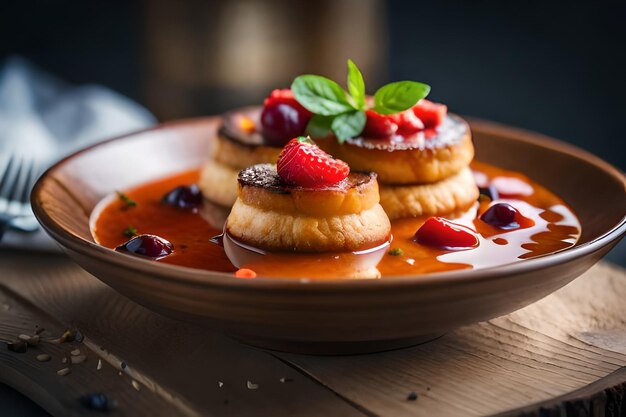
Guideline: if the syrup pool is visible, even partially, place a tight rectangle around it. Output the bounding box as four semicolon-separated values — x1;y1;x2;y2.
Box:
91;161;581;280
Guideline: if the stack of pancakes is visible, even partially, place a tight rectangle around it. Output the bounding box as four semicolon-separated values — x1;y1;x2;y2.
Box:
199;108;478;226
319;114;478;220
198;108;282;226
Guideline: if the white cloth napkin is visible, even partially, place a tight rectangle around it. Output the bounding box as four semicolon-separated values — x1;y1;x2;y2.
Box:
0;56;156;251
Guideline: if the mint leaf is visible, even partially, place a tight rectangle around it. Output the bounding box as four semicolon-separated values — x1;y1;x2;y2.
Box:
306;115;334;138
347;59;365;110
373;81;430;115
331;111;366;143
292;75;354;116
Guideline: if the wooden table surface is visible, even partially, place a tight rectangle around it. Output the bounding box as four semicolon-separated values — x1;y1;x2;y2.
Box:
1;251;625;417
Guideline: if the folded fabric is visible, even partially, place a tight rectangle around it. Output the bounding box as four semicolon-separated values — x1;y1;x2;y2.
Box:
0;56;156;251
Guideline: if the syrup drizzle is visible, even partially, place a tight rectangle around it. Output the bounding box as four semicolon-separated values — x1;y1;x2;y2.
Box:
91;162;581;280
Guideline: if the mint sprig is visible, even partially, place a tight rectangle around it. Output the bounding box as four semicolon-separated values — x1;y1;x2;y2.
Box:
292;60;431;143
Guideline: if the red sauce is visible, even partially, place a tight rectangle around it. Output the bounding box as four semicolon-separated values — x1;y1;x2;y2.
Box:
91;161;580;280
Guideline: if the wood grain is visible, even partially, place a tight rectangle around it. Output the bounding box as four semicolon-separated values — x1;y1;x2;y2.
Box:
1;251;625;416
0;252;366;417
278;262;626;417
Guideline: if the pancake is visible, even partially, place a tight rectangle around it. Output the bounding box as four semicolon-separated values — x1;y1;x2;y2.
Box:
225;164;391;252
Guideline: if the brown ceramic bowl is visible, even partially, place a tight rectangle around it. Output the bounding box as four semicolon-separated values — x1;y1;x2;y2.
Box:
31;117;626;354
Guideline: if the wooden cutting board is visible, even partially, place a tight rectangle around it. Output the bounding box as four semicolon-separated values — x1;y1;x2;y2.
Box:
1;251;625;417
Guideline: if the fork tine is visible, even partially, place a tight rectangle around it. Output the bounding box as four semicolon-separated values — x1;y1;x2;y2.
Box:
7;156;27;204
19;158;37;206
0;155;18;200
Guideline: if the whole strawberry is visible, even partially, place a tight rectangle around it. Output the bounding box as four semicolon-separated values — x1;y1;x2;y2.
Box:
277;137;350;187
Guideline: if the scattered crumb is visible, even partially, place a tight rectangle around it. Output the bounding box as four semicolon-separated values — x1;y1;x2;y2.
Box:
246;381;259;390
71;355;87;364
36;354;51;362
131;380;141;391
70;348;81;356
97;359;102;371
57;368;71;376
218;381;224;388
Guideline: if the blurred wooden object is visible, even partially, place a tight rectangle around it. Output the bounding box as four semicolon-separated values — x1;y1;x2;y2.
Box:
141;0;387;119
1;252;625;416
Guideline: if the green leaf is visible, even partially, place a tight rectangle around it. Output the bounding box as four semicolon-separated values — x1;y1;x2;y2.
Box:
291;75;354;116
306;115;334;138
347;59;365;110
331;111;366;143
373;81;431;115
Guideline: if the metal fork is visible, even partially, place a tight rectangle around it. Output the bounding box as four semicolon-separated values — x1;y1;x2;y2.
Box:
0;154;41;241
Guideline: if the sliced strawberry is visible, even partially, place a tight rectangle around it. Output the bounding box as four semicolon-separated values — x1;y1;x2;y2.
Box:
362;110;398;138
412;99;447;128
391;109;424;136
261;89;312;147
414;217;479;250
277;137;349;187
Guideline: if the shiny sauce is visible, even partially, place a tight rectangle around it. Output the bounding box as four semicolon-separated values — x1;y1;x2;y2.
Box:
91;161;580;280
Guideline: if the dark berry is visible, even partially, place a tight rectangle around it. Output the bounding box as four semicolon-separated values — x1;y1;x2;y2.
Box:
480;203;520;229
79;393;117;412
161;185;202;209
115;234;173;259
261;89;311;146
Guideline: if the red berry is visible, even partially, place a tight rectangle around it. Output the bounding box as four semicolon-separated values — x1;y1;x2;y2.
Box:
277;137;349;187
391;109;424;136
412;99;447;128
414;217;479;250
363;110;398;138
261;89;312;147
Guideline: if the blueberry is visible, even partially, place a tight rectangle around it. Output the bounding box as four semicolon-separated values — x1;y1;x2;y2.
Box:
480;203;520;229
161;185;202;209
115;234;173;259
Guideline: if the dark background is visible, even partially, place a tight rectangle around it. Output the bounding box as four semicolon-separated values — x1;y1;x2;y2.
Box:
0;1;624;413
2;0;625;170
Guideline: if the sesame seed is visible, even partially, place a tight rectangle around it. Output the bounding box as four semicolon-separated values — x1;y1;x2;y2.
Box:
57;368;71;376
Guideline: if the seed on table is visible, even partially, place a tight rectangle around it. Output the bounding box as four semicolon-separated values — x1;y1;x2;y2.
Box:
218;381;224;388
18;334;39;346
131;380;141;391
247;381;259;390
36;354;51;362
70;348;81;356
57;368;71;376
96;359;102;371
61;357;68;364
71;355;86;364
27;335;40;346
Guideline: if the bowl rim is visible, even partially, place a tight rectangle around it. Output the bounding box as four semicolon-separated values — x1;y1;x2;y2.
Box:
31;116;626;292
